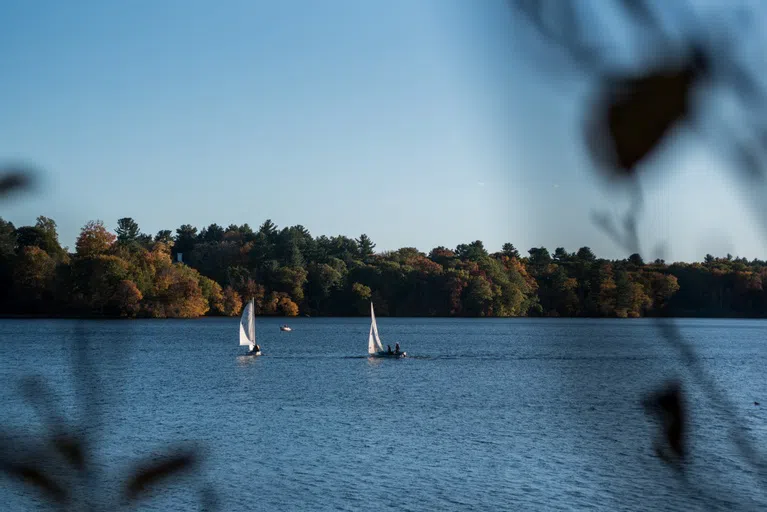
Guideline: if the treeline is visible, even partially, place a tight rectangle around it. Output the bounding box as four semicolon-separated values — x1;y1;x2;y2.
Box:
0;216;765;319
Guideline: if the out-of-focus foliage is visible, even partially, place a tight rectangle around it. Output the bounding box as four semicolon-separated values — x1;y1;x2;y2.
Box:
510;0;767;254
510;0;767;485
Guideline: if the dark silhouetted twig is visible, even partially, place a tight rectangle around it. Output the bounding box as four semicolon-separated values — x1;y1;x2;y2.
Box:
0;166;35;199
642;379;686;466
0;321;218;510
510;2;767;505
0;459;69;504
123;449;199;503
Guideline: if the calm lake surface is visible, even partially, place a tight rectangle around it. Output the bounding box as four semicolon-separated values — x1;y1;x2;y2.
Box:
2;317;767;511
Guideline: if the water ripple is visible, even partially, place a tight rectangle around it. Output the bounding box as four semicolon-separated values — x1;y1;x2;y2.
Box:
1;317;766;510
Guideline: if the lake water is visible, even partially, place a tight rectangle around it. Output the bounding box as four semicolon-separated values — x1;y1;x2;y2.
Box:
1;317;767;511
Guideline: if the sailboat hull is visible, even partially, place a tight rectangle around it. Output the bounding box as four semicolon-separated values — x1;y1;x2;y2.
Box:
246;350;262;356
370;351;407;358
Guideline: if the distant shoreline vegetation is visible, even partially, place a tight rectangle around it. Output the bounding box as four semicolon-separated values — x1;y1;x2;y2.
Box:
1;216;765;319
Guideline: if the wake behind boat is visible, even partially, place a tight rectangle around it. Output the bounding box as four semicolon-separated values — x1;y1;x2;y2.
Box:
239;298;262;356
367;302;406;358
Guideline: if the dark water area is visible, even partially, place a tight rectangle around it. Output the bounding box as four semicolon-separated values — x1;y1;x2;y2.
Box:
1;317;767;511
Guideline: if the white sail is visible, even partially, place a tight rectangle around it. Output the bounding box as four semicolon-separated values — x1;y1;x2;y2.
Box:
239;299;255;350
367;322;376;355
368;302;385;354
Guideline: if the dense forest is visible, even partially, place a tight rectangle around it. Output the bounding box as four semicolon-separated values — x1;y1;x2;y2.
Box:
0;216;765;319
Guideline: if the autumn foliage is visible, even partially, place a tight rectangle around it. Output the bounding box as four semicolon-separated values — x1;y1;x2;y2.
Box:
0;215;764;319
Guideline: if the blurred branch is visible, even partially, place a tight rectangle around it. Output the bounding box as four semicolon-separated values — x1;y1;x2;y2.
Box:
122;448;200;504
510;0;607;72
0;166;36;200
509;2;767;501
0;322;218;510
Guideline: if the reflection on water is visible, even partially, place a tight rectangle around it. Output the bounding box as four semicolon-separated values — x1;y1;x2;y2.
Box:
366;356;384;368
235;354;262;367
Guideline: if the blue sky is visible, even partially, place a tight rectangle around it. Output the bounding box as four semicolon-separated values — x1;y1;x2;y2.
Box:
1;0;764;262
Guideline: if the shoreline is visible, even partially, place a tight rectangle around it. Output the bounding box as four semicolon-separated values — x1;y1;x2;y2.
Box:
1;313;765;320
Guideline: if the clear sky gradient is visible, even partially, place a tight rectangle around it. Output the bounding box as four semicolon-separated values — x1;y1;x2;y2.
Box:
1;0;764;262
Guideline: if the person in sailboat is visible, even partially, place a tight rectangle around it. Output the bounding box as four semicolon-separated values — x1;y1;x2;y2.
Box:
254;343;261;353
387;344;393;354
395;342;400;355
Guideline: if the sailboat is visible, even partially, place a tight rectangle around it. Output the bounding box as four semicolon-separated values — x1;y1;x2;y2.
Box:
368;302;406;358
239;298;261;356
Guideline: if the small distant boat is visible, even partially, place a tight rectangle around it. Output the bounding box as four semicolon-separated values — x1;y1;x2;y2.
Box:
239;298;261;356
280;325;292;332
367;302;406;358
